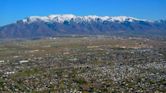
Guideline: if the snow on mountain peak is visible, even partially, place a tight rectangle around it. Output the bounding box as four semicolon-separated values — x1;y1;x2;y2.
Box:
48;14;76;19
22;14;146;23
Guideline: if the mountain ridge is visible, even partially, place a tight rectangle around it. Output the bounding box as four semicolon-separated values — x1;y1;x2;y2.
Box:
21;14;148;23
0;14;166;38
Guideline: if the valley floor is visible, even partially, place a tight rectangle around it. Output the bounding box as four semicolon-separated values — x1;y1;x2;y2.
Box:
0;37;166;93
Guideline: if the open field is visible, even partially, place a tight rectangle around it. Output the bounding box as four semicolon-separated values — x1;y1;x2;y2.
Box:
0;37;166;93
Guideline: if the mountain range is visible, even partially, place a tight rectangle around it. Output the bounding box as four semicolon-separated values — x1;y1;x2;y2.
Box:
0;14;166;38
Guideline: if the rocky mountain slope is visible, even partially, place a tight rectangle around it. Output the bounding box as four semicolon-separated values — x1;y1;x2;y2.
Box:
0;14;166;38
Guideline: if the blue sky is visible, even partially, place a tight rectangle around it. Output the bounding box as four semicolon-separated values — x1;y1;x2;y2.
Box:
0;0;166;26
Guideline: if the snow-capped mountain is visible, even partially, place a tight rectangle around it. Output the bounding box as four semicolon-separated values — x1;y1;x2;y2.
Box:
0;14;165;38
22;14;146;23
